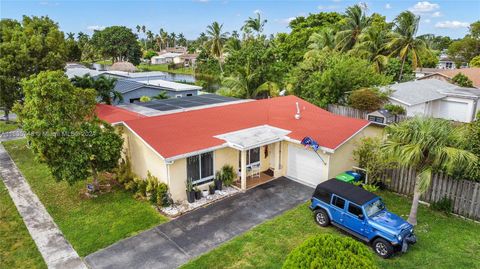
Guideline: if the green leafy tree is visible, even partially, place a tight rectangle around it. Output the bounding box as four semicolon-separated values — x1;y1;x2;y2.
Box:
383;103;406;115
91;26;142;65
307;28;336;53
205;22;228;73
241;13;267;37
353;137;393;184
383;58;414;82
447;21;480;67
348;88;388;111
335;4;372;51
71;74;123;104
0;16;66;121
143;50;157;60
352;26;389;72
451;73;474;88
14;71;123;186
66;37;82;62
463;113;480;181
382;117;477;225
386;11;429;81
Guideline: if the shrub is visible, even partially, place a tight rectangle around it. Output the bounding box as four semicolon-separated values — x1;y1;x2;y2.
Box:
220;165;236;186
348;88;388;112
140;96;151;102
115;156;136;186
282;234;377;269
383;103;406;115
362;184;379;192
470;55;480;67
431;196;453;214
353;137;393;183
451;73;474;88
143;49;157;60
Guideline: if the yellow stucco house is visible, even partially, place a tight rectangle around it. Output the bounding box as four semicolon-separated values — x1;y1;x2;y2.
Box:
96;96;381;202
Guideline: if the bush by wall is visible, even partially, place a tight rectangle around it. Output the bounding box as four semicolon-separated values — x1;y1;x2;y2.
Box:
282;234;377;269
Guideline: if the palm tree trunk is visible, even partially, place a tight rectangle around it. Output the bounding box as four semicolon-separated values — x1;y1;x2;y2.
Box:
407;176;421;225
399;56;406;82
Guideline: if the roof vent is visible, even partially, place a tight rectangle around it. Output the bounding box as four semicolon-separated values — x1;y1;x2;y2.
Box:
294;102;301;120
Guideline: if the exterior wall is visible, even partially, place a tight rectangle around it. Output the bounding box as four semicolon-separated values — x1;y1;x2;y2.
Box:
328;126;383;179
119;87;198;104
122;125;168;184
168;158;188;201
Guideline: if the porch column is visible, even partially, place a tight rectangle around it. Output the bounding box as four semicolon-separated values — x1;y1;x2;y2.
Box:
273;142;282;177
241;149;247;190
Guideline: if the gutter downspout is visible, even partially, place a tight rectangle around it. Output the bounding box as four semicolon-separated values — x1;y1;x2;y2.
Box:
471;98;479;122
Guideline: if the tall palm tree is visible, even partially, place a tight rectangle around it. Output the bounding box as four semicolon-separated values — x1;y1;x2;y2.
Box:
206;22;228;73
386;11;429;81
146;30;154;49
382;117;477;225
136;25;141;34
353;27;389;72
161;30;169;49
71;75;123;105
219;64;279;99
153;91;169;100
169;32;176;48
141;25;147;47
241;13;267;37
308;28;336;52
335;4;372;51
177;33;186;47
66;32;75;40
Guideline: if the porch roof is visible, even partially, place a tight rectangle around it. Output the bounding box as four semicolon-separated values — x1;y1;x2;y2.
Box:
214;125;291;150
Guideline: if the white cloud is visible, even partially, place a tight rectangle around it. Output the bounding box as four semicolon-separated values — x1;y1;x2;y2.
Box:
424;19;431;23
385;3;392;9
409;1;440;14
87;25;105;31
318;5;339;10
253;9;262;14
435;20;469;29
431;11;441;17
276;17;296;25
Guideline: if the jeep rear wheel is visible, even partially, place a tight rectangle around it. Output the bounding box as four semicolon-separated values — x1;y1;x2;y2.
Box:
313;209;330;227
372;238;394;258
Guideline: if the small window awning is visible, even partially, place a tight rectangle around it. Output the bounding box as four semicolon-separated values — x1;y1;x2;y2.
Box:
215;125;291;150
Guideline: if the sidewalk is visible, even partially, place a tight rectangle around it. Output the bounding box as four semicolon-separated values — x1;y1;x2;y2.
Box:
0;143;87;269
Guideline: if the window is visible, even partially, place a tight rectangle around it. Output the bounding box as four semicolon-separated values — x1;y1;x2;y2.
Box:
175;94;182;98
348;203;363;218
186;93;193;96
238;147;261;168
187;151;214;186
332;196;345;209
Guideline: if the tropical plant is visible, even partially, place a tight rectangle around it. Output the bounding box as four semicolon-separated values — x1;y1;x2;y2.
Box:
219;68;279;99
386;11;429;81
72;74;123;105
382;117;477;225
335;4;372;52
153;91;169;100
205;22;228;73
353;137;393;184
140;96;151;102
282;234;377;269
307;28;336;53
451;73;474;88
469;55;480;67
241;12;267;36
91;26;142;65
353;26;389;72
220;165;236;186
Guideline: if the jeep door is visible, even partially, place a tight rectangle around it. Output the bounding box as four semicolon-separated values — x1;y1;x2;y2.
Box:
343;202;368;238
330;195;346;223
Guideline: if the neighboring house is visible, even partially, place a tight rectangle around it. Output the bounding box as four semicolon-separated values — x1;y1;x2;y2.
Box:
114;79;201;103
384;79;480;122
151;53;183;65
418;68;480;89
96;96;381;202
437;54;456;70
174;53;198;67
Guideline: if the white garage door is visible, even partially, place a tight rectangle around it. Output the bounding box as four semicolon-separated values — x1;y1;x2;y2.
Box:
287;144;325;187
438;100;468;122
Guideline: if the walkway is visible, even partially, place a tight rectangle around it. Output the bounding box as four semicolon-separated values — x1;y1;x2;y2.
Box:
0;143;87;269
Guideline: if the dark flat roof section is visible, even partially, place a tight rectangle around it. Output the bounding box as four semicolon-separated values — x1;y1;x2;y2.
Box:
136;94;239;111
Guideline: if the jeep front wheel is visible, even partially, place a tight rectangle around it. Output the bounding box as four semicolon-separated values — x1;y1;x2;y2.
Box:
372;238;394;258
313;209;330;227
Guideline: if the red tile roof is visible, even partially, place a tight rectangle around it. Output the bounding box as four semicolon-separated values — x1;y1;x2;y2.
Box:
436;68;480;88
106;96;369;159
95;104;145;124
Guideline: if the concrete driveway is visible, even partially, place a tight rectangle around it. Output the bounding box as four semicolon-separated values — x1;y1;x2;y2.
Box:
85;177;313;269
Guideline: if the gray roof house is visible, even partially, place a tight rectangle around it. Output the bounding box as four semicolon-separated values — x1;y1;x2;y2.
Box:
383;79;480;123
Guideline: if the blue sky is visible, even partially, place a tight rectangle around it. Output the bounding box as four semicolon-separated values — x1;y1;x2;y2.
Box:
1;0;479;39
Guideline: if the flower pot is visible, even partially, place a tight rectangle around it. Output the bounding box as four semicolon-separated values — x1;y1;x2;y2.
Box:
209;186;215;195
186;190;195;203
215;179;223;191
194;190;202;200
202;190;209;197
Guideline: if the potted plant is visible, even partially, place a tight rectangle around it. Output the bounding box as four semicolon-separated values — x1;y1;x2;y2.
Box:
209;183;215;195
186;179;195;203
214;171;223;191
221;165;235;187
194;187;202;200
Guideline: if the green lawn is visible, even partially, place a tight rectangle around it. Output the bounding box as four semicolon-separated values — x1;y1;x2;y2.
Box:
137;63;194;75
3;139;169;256
0;121;18;133
182;191;480;269
0;180;47;269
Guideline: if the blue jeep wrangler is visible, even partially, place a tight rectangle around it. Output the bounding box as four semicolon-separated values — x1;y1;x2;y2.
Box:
310;179;416;258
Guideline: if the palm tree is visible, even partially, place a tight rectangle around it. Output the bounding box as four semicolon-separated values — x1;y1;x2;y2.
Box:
141;25;147;47
241;13;267;37
136;25;141;34
169;32;176;48
161;30;169;49
206;22;228;73
177;33;187;47
382;117;477;225
94;76;123;105
353;27;389;72
146;30;154;49
308;28;336;52
66;32;75;40
219;65;279;99
335;4;372;51
386;11;429;81
153;91;169;100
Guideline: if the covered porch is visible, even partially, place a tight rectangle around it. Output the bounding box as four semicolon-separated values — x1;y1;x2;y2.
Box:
215;125;290;191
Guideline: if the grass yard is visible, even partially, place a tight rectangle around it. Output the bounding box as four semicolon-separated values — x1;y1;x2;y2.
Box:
137;63;194;75
0;121;18;133
182;190;480;269
3;139;169;256
0;180;47;269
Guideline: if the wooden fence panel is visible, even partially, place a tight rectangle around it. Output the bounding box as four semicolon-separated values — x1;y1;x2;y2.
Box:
380;168;480;221
327;104;409;123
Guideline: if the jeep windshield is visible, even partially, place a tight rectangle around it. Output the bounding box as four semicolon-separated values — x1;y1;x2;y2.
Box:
365;199;385;217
